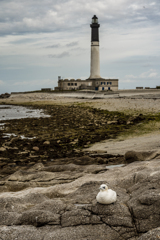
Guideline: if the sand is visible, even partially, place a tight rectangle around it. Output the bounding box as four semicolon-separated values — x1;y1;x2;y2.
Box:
1;90;160;113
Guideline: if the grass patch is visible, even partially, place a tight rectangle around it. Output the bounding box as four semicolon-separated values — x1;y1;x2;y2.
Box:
117;115;160;141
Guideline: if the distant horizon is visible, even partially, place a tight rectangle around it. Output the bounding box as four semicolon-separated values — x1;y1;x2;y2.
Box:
1;85;160;95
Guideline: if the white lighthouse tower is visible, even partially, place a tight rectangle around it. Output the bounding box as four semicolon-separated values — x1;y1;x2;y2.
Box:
89;15;101;79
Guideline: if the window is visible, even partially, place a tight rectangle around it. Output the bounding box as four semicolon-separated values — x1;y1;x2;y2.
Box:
68;83;70;86
107;82;109;85
75;83;77;86
104;82;106;85
101;82;103;85
110;82;112;85
71;83;73;86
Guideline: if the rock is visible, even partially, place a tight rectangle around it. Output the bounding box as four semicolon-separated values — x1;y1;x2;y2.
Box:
128;189;160;233
33;146;39;151
44;224;120;240
84;145;89;148
72;156;96;165
0;159;160;239
138;227;160;240
7;170;61;182
125;150;160;163
17;210;60;226
0;226;45;240
0;147;6;152
33;199;67;213
0;93;10;99
43;141;50;145
107;120;118;124
28;163;44;172
0;212;21;225
61;209;101;227
0;225;119;240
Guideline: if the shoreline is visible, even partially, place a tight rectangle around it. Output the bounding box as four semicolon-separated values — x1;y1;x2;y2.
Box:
1;91;160;155
1;90;160;113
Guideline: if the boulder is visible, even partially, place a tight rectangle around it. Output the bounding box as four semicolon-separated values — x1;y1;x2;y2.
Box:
0;147;6;152
43;141;50;145
32;146;39;151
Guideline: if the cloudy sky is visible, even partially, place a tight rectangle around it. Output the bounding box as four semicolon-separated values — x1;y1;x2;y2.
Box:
0;0;160;94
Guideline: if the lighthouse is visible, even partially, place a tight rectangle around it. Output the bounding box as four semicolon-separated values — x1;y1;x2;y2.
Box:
89;15;101;79
55;15;119;91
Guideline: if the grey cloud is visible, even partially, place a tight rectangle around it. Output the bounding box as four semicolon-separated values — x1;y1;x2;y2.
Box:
0;0;160;36
70;47;86;52
10;38;38;44
66;41;78;47
46;44;60;48
48;51;70;58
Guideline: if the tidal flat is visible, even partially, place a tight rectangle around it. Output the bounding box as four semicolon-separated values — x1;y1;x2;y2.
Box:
0;101;160;179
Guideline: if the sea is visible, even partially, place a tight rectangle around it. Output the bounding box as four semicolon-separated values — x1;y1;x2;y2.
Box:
0;105;50;121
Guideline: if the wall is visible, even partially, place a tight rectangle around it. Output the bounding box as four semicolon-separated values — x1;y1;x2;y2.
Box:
56;79;118;91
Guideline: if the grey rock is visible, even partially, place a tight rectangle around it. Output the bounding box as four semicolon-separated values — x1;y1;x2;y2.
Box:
61;209;101;227
0;226;45;240
32;199;67;214
44;224;120;240
128;189;160;233
0;157;160;239
125;150;160;163
138;227;160;240
0;193;49;213
17;210;60;227
0;212;21;225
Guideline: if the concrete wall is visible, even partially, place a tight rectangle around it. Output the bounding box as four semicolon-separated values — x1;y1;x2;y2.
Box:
58;79;92;90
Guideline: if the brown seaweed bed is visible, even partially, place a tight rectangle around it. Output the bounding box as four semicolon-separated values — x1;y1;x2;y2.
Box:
0;104;158;178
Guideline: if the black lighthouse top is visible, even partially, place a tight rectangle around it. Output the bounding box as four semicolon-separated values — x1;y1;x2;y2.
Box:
90;15;100;42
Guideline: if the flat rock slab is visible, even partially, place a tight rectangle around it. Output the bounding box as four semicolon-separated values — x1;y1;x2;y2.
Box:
86;133;160;155
0;159;160;239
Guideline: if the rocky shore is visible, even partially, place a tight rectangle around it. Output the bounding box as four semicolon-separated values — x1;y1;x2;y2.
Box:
0;92;160;239
0;157;160;240
1;104;151;178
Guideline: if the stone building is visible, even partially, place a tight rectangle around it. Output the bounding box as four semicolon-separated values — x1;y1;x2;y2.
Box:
55;78;118;91
55;15;118;91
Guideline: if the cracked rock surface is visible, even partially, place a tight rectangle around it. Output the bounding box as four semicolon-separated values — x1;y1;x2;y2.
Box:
0;158;160;239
